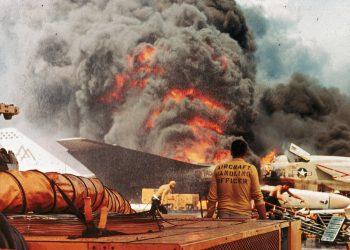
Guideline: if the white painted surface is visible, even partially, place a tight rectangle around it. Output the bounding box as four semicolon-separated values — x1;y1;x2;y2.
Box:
0;127;94;177
262;185;350;209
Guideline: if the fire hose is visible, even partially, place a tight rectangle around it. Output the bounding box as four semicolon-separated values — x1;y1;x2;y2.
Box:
0;170;133;214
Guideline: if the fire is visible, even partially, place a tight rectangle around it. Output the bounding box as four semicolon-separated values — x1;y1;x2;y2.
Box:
145;108;161;129
163;124;229;164
144;88;229;163
213;150;231;164
168;132;214;164
169;137;230;165
178;143;212;164
99;75;126;104
260;149;277;166
99;44;232;165
136;46;155;63
144;88;228;134
163;88;227;111
99;45;162;104
187;116;223;135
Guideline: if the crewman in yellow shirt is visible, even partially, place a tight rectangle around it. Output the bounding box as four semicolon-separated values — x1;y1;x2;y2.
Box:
206;139;266;219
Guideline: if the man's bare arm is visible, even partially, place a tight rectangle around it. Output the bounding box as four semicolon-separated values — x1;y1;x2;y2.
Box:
250;166;266;220
161;187;171;204
287;190;304;202
276;189;288;203
256;203;267;219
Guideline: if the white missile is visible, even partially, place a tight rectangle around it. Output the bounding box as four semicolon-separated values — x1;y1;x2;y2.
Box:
262;185;350;209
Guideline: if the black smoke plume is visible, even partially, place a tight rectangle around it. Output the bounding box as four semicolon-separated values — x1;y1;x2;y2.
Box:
16;0;257;164
253;73;350;156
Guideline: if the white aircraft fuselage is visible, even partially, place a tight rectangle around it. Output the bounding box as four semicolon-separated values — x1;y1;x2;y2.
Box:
264;144;350;191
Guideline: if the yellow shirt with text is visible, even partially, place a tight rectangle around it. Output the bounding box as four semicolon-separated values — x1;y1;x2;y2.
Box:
207;158;264;217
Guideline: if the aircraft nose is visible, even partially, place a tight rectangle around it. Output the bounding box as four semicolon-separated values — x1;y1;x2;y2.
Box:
329;193;350;209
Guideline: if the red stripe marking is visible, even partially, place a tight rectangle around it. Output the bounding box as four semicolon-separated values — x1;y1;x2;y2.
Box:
317;164;350;178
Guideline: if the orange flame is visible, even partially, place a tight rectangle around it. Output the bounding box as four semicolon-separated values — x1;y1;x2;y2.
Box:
168;138;230;165
136;46;156;63
213;150;231;164
144;88;229;164
187;116;223;135
176;144;211;164
169;133;213;164
99;45;162;104
99;45;232;165
162;124;229;164
145;108;162;129
260;149;277;166
99;75;126;103
144;88;228;133
163;88;227;111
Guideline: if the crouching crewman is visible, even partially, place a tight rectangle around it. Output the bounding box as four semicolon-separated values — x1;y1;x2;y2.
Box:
151;181;176;214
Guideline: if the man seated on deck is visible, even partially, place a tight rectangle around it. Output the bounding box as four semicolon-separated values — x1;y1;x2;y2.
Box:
206;139;266;220
151;181;176;214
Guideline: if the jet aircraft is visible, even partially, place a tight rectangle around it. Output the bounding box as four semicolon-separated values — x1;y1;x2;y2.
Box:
262;143;350;192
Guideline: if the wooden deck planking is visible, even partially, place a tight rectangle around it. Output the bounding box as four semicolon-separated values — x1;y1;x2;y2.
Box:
25;219;287;244
25;220;242;243
137;221;282;245
25;219;301;250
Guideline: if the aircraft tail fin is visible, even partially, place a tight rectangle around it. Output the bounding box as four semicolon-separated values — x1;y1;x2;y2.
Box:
0;128;91;176
289;143;311;161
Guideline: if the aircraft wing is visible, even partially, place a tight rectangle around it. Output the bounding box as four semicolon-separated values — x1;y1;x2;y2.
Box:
58;138;207;170
59;138;116;152
57;138;210;200
317;164;350;183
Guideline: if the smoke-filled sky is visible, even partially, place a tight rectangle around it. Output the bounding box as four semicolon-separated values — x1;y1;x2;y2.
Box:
237;0;350;93
0;0;349;162
1;1;348;96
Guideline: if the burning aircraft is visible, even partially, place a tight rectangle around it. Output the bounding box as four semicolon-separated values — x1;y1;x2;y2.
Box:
262;143;350;192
